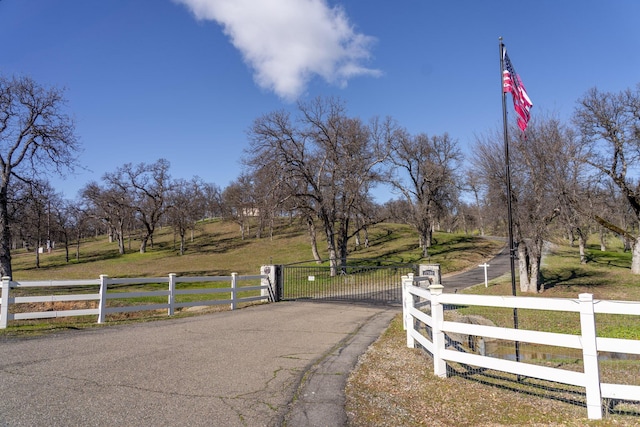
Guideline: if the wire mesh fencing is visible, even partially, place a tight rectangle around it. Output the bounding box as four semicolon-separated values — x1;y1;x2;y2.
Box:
404;279;640;421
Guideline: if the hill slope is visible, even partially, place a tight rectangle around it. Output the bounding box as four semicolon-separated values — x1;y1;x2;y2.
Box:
11;220;502;281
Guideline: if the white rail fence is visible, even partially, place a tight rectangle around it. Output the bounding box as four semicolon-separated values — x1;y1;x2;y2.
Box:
402;273;640;421
1;267;277;328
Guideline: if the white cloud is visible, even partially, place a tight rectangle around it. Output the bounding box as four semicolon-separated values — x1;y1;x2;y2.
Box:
174;0;381;101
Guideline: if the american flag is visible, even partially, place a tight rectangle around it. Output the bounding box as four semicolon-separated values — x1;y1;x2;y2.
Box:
502;48;533;132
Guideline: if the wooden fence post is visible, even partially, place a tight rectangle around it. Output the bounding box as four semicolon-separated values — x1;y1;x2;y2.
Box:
98;275;108;324
402;274;415;348
429;284;447;378
230;273;238;310
168;273;176;316
579;293;603;420
0;276;11;329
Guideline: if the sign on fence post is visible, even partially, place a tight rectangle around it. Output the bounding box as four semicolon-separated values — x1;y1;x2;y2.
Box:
0;276;10;328
419;264;441;286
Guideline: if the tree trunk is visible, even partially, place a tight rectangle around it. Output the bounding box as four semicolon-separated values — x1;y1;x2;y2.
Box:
337;223;349;273
419;226;429;258
64;237;70;263
139;236;148;254
328;247;338;276
269;216;274;241
179;232;186;255
306;217;322;264
321;216;338;276
578;231;587;264
599;228;606;251
117;221;125;255
519;239;544;293
529;253;541;292
363;226;369;248
518;243;530;293
631;237;640;274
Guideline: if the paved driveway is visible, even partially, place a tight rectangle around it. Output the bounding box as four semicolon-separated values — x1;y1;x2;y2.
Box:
442;243;510;292
0;302;397;427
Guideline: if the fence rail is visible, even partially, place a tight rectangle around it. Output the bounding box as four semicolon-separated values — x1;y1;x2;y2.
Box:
402;273;640;421
0;271;274;328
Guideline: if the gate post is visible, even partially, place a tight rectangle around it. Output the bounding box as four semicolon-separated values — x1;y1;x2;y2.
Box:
419;264;441;286
261;265;279;302
168;273;176;316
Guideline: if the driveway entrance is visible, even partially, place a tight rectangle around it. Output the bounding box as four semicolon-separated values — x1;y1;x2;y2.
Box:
0;301;397;426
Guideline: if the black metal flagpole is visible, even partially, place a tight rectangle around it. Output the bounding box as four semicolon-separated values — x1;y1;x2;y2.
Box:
499;37;521;365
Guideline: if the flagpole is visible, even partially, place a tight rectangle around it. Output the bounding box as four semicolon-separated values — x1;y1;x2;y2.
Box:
499;37;521;365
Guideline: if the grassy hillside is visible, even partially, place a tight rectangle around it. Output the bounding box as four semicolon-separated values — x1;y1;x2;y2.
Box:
472;235;640;301
10;219;503;281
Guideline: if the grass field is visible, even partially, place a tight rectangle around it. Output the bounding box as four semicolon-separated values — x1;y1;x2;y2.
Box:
3;219;501;331
10;219;502;280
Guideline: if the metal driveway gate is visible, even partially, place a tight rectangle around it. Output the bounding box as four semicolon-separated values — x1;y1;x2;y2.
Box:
278;263;418;305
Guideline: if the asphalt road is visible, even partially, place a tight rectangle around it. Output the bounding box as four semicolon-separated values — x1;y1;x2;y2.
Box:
0;302;397;427
441;243;511;292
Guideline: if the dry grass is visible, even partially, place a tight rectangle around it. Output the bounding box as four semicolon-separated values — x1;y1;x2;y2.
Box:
346;315;637;426
346;240;640;426
10;219;314;280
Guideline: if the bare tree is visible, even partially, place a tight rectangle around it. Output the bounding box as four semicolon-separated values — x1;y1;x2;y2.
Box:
166;177;207;255
246;97;390;275
63;200;91;262
387;130;462;257
465;170;486;236
473;116;578;292
222;175;255;240
0;75;79;277
201;182;223;220
104;159;171;253
10;180;55;267
50;196;79;263
81;182;133;255
574;84;640;273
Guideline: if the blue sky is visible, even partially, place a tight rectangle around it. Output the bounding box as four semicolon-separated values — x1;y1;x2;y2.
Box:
1;0;639;201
